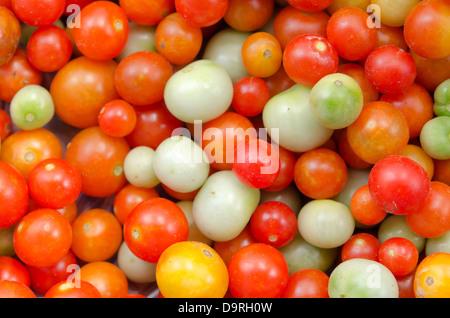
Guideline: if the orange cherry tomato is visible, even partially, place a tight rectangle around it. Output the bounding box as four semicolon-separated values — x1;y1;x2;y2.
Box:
242;32;282;78
80;261;129;298
414;252;450;298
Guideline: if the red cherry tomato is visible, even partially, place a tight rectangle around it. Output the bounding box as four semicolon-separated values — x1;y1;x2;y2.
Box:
263;146;296;192
231;76;271;118
175;0;228;28
0;256;30;287
287;0;334;12
44;280;102;298
98;99;137;138
119;0;175;26
350;184;387;226
12;0;65;27
0;280;36;298
378;237;419;277
341;232;381;262
281;268;329;298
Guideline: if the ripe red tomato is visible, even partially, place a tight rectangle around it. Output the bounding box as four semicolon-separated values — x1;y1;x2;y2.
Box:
341;232;381;262
228;243;289;298
98;99;137;138
12;0;65;27
263;146;296;192
224;0;274;32
281;268;329;298
175;0;228;28
123;198;189;263
0;280;36;298
231;76;271;117
0;256;30;287
287;0;334;12
378;237;419;276
73;1;130;61
119;0;175;26
13;208;72;267
368;155;431;215
283;34;338;87
0;6;21;66
0;162;29;229
44;280;102;298
27;158;82;210
350;184;387;226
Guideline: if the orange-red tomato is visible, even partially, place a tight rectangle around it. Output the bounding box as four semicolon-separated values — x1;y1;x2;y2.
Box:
224;0;274;32
0;280;36;298
414;252;450;298
0;6;21;66
80;261;129;298
119;0;175;26
44;280;102;298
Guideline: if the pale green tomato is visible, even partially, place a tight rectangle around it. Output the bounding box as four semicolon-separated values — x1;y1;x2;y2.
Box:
164;59;234;124
192;170;260;242
297;199;355;249
259;184;303;216
279;233;338;275
202;28;251;82
310;73;364;129
433;78;450;117
117;241;157;283
328;258;399;298
10;85;55;130
176;200;213;246
153;135;210;193
420;116;450;160
425;231;450;256
116;23;156;62
262;84;334;153
123;146;160;189
377;215;426;252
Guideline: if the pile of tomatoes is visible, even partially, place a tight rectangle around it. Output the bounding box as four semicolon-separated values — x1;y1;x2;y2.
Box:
0;0;449;299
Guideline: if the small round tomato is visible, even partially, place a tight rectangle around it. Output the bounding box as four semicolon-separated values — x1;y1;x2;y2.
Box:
346;101;410;164
400;144;435;180
350;184;387;226
338;129;373;169
224;0;274;32
13;208;72;267
79;261;128;298
26;25;72;72
326;6;377;61
0;6;21;66
414;252;450;298
64;126;130;198
420;116;450;161
287;0;334;12
98;99;137;137
364;45;416;95
0;280;36;298
12;0;65;27
114;51;173;106
156;241;229;298
378;237;419;276
281;268;329;298
44;280;102;298
213;225;258;266
0;256;30;286
375;24;409;51
26;250;78;295
406;181;450;239
283;34;338;87
341;232;381;262
294;148;348;199
71;209;123;263
175;0;228;28
368;155;431;215
250;201;297;248
412;52;450;92
155;12;203;65
231;76;270;117
113;184;160;225
263;146;296;192
119;0;175;26
0;162;29;229
27;158;82;210
228;243;289;298
73;1;129;61
123;198;189;263
232;138;280;189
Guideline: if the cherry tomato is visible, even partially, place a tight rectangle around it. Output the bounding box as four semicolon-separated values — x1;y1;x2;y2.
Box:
293;148;348;199
400;144;435;180
280;268;329;298
414;252;450;298
0;256;30;286
175;0;228;28
0;280;36;298
337;63;379;106
0;162;29;229
27;158;82;210
263;146;296;192
71;209;123;263
341;232;381;262
224;0;274;32
337;129;373;169
12;0;65;27
0;6;21;66
412;52;450;92
114;51;173;106
228;243;289;298
26;25;72;73
79;261;128;298
73;1;129;61
378;237;419;276
283;34;338;87
44;280;102;298
13;208;72;267
213;225;258;266
375;23;408;51
231;76;271;117
326;6;377;61
397;266;417;298
98;99;137;138
119;0;175;26
123;198;189;263
156;241;229;298
287;0;334;12
350;184;387;226
250;201;297;248
64;126;130;198
368;155;431;215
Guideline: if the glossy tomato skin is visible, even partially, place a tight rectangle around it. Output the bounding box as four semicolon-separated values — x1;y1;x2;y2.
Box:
79;261;128;298
0;162;29;229
280;268;329;298
27;158;82;210
378;237;419;277
350;184;386;226
123;198;189;263
414;252;450;298
341;232;381;262
368;155;431;215
119;0;175;26
175;0;228;28
12;0;65;27
73;1;129;61
263;146;296;192
0;6;21;66
0;256;30;287
231;76;271;117
0;280;36;298
44;280;102;298
98;99;137;138
65;126;130;198
13;208;72;267
228;243;289;298
287;0;334;12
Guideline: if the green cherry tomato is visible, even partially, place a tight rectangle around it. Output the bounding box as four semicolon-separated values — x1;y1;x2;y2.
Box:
9;85;55;130
310;73;364;129
433;79;450;117
420;116;450;160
